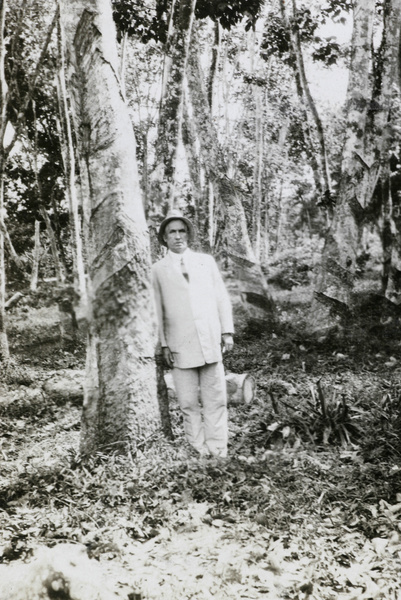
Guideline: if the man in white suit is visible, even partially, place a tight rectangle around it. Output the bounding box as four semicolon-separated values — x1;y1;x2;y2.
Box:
152;210;234;458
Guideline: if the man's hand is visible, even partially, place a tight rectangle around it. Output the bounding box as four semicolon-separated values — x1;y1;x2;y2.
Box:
162;346;175;368
222;333;234;353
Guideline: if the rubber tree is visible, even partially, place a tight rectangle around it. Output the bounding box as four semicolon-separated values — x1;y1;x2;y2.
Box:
312;0;401;330
279;0;332;199
186;29;276;322
0;0;8;361
378;0;401;303
58;0;160;455
0;0;57;361
150;0;197;211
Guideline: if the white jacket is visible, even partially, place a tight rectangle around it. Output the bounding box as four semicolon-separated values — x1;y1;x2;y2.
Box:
152;249;234;368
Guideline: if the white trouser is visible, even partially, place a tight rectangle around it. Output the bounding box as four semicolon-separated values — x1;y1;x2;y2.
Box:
172;362;228;457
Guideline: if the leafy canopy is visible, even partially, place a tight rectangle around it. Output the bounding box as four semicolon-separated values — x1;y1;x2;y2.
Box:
112;0;264;43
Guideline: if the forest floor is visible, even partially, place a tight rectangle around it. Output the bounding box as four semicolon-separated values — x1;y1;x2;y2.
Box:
1;281;401;599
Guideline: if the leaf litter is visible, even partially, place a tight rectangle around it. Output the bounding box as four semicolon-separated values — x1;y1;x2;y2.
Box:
1;292;401;598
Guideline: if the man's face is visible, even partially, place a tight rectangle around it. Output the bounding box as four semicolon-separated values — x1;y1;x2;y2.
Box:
164;219;188;254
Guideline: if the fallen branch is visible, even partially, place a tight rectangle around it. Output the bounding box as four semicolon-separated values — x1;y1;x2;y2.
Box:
5;292;24;310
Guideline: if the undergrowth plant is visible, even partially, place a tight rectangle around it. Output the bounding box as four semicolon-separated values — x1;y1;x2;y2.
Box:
262;378;366;447
360;382;401;462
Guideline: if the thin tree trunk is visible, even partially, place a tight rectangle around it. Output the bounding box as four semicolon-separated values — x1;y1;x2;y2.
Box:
151;0;197;210
181;95;203;222
30;220;41;292
378;0;401;301
59;0;159;455
120;30;128;98
39;206;65;284
187;35;275;321
248;26;263;259
56;28;86;299
207;21;220;111
183;87;215;248
0;220;22;268
49;186;69;276
279;0;327;198
141;128;150;214
274;180;284;255
290;0;331;195
0;172;8;361
207;180;215;249
30;101;66;285
0;0;9;362
260;202;270;265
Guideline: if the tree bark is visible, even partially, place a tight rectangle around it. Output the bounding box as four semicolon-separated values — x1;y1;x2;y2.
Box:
56;29;86;297
0;220;22;268
58;0;160;455
150;0;197;210
0;172;8;361
187;35;275;321
248;27;263;260
290;0;332;196
207;20;220;112
181;95;204;226
279;0;329;198
311;0;377;331
379;0;401;302
0;2;58;361
30;101;66;285
0;0;9;362
30;220;41;292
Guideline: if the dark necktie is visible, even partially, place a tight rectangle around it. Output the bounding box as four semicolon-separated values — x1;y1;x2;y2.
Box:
181;257;189;282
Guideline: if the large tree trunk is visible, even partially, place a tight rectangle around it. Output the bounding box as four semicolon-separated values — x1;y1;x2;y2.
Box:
187;35;275;322
58;0;160;455
0;171;8;362
380;0;401;302
181;97;203;223
278;0;328;199
311;0;401;331
0;0;9;362
150;0;197;210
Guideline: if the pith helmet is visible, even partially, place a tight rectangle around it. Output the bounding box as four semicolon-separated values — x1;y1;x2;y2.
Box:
157;209;195;246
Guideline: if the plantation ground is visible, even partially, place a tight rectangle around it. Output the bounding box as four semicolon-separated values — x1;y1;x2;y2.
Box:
1;283;401;599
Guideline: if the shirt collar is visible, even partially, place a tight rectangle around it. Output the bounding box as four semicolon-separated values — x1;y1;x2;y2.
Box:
168;248;190;263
